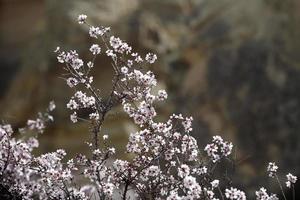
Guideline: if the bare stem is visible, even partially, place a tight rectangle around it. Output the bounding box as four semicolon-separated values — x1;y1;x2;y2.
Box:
122;182;130;200
217;186;225;200
292;184;295;200
275;174;287;200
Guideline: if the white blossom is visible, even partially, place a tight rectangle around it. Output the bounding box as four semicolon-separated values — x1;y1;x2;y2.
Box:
78;14;87;24
267;162;278;178
89;112;99;120
103;135;108;140
178;164;190;178
66;77;78;88
225;187;246;200
48;101;56;111
54;46;60;53
255;187;278;200
87;61;94;68
70;112;78;123
286;173;297;188
157;89;168;101
71;58;84;70
89;26;104;38
121;66;128;74
145;53;157;64
89;44;101;55
211;180;219;188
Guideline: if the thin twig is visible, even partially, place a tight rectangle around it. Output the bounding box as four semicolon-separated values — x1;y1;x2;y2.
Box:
275;174;287;200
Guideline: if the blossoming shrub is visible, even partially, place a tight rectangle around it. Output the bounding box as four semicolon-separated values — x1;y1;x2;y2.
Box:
0;14;298;200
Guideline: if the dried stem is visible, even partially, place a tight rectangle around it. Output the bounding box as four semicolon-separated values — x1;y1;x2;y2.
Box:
275;174;287;200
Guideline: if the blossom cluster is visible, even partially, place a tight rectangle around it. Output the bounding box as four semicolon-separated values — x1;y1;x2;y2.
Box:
225;187;246;200
204;135;233;163
267;162;278;178
286;173;297;188
0;103;90;200
255;188;278;200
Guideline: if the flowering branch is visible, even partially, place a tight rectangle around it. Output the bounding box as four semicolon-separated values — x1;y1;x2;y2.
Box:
0;14;298;200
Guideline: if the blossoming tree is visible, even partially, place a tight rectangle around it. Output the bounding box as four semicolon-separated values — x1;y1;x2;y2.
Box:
0;14;297;200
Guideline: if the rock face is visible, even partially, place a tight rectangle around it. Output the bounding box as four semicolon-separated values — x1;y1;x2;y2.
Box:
0;0;300;193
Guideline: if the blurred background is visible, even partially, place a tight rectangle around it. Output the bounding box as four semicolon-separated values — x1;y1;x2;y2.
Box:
1;0;300;197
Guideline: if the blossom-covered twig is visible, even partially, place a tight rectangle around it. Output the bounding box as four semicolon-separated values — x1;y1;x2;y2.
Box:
0;14;298;200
